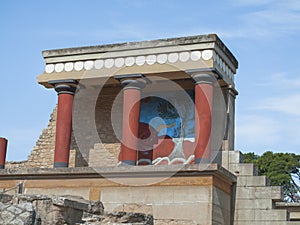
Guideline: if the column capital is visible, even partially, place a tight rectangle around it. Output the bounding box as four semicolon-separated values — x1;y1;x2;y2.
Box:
186;68;222;79
227;84;239;96
222;84;239;97
48;79;78;95
114;74;148;90
190;73;216;85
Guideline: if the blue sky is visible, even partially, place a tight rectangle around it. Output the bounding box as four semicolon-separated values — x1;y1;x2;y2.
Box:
0;0;299;161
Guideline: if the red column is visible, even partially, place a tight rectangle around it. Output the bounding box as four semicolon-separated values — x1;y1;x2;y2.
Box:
120;88;141;165
49;80;77;168
192;74;215;164
115;75;146;166
0;138;7;169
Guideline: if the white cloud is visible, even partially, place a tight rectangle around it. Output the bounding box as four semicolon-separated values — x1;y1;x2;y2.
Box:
253;73;300;116
257;73;300;89
221;0;300;38
230;0;277;7
236;114;280;146
236;114;280;154
239;71;300;154
230;0;300;9
256;94;300;116
247;9;300;33
236;113;300;154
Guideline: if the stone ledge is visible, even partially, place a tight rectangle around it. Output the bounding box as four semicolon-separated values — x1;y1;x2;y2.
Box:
276;202;300;221
276;202;300;209
0;164;236;183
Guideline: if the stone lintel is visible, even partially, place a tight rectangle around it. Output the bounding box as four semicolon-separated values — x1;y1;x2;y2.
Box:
42;34;238;69
38;34;238;89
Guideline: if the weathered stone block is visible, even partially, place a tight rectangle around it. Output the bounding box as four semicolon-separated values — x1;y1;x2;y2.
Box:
52;195;104;214
221;151;230;170
234;209;254;221
236;186;283;201
229;163;257;176
89;143;119;167
153;203;211;223
237;176;269;187
101;186;212;206
286;222;300;225
212;204;231;225
102;202;123;213
254;209;287;221
222;150;244;170
229;151;243;164
100;211;153;225
154;219;198;225
234;222;289;225
212;187;231;208
235;199;273;209
0;202;39;225
255;186;283;201
290;212;300;221
108;203;154;215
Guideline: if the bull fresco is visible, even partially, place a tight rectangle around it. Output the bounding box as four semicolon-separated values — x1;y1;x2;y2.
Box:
137;90;196;165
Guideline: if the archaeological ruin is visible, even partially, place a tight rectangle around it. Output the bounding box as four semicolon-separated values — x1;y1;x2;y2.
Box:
0;34;299;224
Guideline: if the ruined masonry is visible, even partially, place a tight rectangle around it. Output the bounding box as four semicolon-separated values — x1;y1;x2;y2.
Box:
1;34;300;224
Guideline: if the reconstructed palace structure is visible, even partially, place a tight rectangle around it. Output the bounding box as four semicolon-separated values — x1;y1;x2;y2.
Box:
1;34;300;224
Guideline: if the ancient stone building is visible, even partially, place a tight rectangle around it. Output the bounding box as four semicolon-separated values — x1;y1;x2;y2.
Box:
1;34;300;224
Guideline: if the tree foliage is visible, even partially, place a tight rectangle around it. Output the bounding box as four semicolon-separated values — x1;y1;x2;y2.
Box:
243;151;300;202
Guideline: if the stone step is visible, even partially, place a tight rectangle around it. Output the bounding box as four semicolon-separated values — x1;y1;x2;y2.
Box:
235;199;273;210
255;209;288;221
287;221;300;225
234;209;288;222
290;212;300;221
229;163;258;176
275;202;300;222
234;222;295;225
222;151;244;168
236;186;283;201
237;176;270;187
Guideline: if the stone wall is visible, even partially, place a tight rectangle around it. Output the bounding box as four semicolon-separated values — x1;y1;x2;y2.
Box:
6;85;122;169
88;89;121;167
89;143;120;167
72;85;122;167
6;106;76;169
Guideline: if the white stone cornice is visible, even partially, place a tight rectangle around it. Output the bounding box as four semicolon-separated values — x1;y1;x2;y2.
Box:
39;34;238;87
44;49;235;84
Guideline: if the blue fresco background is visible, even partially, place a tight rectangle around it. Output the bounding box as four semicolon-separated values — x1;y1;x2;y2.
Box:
140;90;195;138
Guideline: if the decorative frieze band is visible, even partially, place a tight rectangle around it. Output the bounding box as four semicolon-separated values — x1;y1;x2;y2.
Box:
44;50;235;81
214;53;235;81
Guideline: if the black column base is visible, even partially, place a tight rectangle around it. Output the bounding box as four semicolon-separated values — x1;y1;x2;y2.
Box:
54;162;68;168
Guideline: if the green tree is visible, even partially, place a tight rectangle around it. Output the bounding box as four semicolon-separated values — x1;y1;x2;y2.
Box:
243;151;300;202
